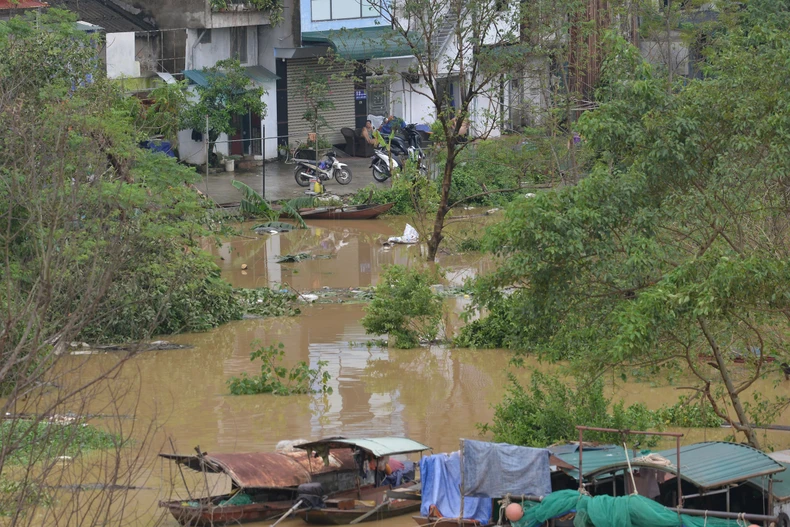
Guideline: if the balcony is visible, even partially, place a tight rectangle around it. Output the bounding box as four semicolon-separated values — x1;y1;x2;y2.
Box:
208;0;281;28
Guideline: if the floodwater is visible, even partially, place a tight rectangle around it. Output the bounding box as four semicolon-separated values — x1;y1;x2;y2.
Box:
41;217;790;525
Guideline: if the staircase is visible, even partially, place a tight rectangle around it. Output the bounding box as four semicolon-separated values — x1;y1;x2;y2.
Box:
431;9;459;60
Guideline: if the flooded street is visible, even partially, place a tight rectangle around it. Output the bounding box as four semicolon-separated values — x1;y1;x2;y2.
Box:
50;218;790;525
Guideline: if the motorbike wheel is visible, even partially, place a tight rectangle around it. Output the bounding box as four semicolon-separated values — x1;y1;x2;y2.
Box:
372;166;390;182
294;165;312;187
334;167;352;185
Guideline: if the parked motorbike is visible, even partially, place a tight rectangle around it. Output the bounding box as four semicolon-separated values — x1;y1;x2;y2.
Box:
370;124;426;182
294;150;352;187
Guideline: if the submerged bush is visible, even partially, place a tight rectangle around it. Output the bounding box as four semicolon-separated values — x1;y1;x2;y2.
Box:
361;265;443;348
0;419;120;466
227;342;332;395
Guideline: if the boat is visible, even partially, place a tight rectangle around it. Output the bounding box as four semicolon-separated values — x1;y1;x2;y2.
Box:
413;515;490;527
293;436;432;525
158;448;358;527
296;203;395;220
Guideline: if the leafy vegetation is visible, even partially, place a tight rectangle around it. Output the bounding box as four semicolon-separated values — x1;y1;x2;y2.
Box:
361;265;444;348
234;288;301;317
0;420;120;466
232;180;310;228
227;342;332;395
469;2;790;448
209;0;284;25
0;479;49;517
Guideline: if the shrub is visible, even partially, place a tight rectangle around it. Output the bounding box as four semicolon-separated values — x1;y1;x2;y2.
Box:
362;265;444;348
227;342;332;395
0;419;120;466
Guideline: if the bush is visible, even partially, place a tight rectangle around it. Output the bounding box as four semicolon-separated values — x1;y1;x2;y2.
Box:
0;419;120;466
479;372;662;448
362;265;444;348
455;295;518;348
227;342;332;395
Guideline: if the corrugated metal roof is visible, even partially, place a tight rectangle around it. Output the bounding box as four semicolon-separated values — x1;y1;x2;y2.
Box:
0;0;48;9
750;456;790;503
554;441;786;491
159;449;357;489
301;27;417;60
297;436;432;458
183;65;279;87
46;0;155;32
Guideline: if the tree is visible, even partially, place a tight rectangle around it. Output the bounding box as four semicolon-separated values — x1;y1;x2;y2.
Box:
0;11;237;522
299;68;335;152
471;5;790;448
182;58;265;163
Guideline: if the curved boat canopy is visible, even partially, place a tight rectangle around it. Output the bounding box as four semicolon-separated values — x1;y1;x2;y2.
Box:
296;436;432;459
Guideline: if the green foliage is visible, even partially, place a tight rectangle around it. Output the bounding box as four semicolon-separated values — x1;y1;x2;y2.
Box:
362;265;443;348
0;420;120;466
210;0;284;23
299;69;335;149
132;80;189;144
654;396;723;428
232;180;309;228
234;287;300;317
480;372;661;448
182;59;265;156
227;342;332;395
0;478;49;517
455;295;518;348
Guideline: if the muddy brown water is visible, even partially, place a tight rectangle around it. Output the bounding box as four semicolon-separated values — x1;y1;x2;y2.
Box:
36;218;790;525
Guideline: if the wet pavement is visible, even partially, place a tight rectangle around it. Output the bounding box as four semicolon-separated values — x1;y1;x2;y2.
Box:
196;157;388;205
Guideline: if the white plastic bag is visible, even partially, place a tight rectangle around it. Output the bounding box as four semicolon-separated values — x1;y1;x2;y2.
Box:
388;223;419;244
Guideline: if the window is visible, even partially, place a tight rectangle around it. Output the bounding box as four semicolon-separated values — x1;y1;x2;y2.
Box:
200;28;212;44
311;0;379;21
231;27;248;63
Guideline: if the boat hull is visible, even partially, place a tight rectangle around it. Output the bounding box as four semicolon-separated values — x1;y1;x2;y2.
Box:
413;516;489;527
159;497;294;527
297;501;421;525
282;203;394;220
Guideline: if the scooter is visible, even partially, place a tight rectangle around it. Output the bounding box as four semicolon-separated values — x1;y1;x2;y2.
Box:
370;125;426;182
294;150;352;187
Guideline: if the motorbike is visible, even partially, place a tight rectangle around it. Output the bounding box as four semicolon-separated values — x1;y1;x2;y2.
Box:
370;124;426;182
294;150;352;187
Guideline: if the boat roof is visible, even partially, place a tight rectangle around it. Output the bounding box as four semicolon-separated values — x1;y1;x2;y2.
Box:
552;441;785;491
750;452;790;503
159;449;356;489
296;436;431;458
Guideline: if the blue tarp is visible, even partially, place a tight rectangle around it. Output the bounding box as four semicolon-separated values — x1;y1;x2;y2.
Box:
462;440;552;498
420;452;492;523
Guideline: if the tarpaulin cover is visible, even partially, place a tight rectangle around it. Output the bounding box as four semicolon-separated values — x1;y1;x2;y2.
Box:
462;440;552;498
515;490;743;527
420;452;491;523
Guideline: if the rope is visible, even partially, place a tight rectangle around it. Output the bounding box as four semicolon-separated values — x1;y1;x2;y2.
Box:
632;453;672;466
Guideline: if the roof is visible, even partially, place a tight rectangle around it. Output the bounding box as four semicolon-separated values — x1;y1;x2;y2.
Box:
183;65;279;87
159;449;356;489
0;0;48;9
296;437;432;458
46;0;156;32
750;452;790;503
553;441;786;491
301;27;418;60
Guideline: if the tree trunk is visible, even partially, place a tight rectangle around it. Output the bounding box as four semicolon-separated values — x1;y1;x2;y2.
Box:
427;143;456;260
698;317;761;449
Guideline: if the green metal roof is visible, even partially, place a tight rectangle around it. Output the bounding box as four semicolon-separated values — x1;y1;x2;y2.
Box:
296;437;431;458
183;65;279;87
750;462;790;503
301;27;417;60
555;442;786;491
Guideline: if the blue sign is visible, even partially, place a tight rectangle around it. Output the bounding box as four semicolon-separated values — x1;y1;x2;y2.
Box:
355;90;367;100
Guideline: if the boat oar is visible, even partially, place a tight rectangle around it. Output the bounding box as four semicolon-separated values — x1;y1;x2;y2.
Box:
270;499;304;527
350;498;391;525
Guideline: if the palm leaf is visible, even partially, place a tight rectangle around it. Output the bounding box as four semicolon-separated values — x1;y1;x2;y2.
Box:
231;180;278;221
278;198;311;229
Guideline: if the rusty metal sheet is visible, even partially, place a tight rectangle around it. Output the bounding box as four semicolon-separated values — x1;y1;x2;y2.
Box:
159;449;358;489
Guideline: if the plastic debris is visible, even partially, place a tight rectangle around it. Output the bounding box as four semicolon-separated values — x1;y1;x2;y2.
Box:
387;224;419;244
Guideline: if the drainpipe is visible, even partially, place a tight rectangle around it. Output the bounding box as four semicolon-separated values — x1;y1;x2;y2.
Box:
190;29;210;70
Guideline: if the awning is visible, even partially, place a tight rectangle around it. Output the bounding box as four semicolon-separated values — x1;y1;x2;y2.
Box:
159;449;356;489
296;436;431;458
301;27;417;61
0;0;48;8
182;65;280;88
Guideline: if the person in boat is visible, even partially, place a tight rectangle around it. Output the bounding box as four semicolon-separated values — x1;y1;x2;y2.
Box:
368;456;411;487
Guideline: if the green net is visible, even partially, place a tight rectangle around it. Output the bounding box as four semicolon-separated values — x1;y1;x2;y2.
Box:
218;492;253;507
514;490;747;527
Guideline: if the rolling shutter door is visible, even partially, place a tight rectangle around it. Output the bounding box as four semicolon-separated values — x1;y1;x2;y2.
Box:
287;57;355;145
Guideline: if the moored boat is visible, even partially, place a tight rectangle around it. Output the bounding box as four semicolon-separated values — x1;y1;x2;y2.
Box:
293;436;432;525
282;203;394;220
158;448;357;527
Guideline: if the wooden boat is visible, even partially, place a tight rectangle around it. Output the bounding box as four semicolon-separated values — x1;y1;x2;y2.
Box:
297;203;395;220
296;482;422;525
158;449;357;527
413;515;491;527
293;436;432;525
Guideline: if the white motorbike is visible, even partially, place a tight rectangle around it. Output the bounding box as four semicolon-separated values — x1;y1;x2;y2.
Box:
294;150;352;187
370;144;426;182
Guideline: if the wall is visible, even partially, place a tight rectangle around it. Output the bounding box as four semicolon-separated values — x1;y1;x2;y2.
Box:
130;0;206;28
639;31;690;78
105;32;137;78
299;0;384;33
186;26;259;69
258;24;295;158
